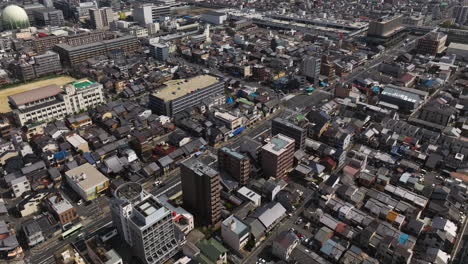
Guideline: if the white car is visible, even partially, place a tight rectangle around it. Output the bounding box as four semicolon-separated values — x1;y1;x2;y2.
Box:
153;180;162;187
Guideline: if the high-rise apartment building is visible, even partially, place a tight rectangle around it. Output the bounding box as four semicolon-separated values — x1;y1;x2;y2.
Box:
54;35;139;66
272;116;308;150
218;147;251;185
261;134;295;179
181;156;221;226
149;43;169;61
110;182;180;264
32;51;62;77
301;56;321;85
454;5;468;24
89;7;114;29
33;9;65;26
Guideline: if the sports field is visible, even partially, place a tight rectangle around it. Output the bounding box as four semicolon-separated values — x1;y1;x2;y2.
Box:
0;75;75;113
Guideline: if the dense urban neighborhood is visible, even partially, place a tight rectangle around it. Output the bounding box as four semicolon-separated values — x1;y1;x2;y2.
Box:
0;0;467;264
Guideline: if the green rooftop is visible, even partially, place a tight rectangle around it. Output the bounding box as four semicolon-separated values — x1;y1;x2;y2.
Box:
237;98;254;106
72;80;94;89
196;238;228;263
296;113;306;122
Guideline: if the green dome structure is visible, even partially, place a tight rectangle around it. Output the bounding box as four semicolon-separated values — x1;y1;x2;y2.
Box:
1;5;30;31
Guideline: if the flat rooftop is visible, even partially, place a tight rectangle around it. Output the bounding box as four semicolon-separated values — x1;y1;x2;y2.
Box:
262;134;294;155
182;156;218;178
152;75;219;101
220;147;246;160
448;42;468;50
65;163;108;192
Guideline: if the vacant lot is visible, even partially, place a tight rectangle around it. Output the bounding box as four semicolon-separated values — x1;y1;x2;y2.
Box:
174;7;214;16
0;75;75;113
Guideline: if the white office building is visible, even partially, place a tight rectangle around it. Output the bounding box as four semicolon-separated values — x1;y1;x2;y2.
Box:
110;183;181;264
133;4;172;26
202;11;227;25
8;80;105;126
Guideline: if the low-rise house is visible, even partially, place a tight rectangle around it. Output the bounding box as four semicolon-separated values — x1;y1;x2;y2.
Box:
11;176;31;198
22;219;44;247
272;231;299;261
66;134;90;153
0;220;20;258
196;238;228;264
247;202;286;232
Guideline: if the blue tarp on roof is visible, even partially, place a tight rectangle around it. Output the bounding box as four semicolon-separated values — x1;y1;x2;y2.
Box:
232;127;245;135
54;151;68;160
250;93;257;97
399;233;409;245
423;79;433;87
320;82;327;86
372;86;380;92
226;97;234;103
83;152;96;165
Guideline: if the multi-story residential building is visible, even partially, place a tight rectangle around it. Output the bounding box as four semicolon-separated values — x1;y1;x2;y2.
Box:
272;116;308;150
301;55;321;84
89;7;114;29
33;9;65;26
148;75;224;117
64;163;109;201
54;35;139;66
261;134;295;179
10;61;35;81
8;79;105;126
221;215;250;251
218;147;251;185
453;5;468;24
320;55;335;80
44;193;78;226
32;51;62;77
181;156;221;226
149;43;169;61
416;32;447;56
110;182;180;264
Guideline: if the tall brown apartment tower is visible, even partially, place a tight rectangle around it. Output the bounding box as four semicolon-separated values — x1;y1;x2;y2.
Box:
218;147;251;185
261;134;295;179
181;156;221;226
